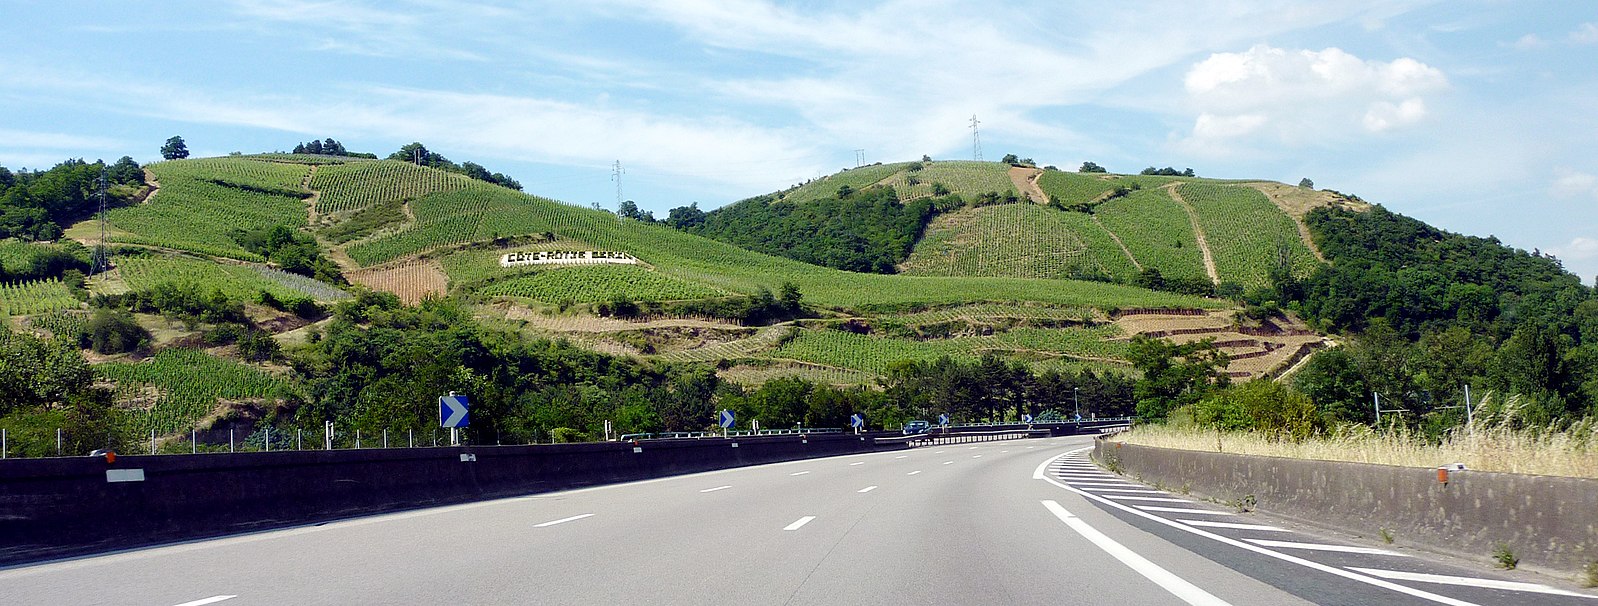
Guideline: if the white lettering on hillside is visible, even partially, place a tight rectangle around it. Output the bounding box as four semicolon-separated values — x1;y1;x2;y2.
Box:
499;251;639;267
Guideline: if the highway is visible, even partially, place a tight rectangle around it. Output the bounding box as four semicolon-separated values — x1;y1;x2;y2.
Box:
2;435;1593;605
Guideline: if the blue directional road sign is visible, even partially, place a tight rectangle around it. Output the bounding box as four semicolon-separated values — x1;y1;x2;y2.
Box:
718;409;736;429
938;413;950;426
439;394;470;428
1022;414;1033;424
849;414;865;429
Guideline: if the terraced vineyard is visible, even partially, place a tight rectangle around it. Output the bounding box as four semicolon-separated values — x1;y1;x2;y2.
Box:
98;348;296;436
0;279;78;315
894;303;1096;326
1093;188;1209;283
1035;171;1124;206
777;162;916;204
311;159;472;215
899;203;1138;281
118;256;350;301
768;323;1127;374
883;160;1016;200
1179;183;1323;288
437;240;596;286
105;160;310;261
479;265;730;303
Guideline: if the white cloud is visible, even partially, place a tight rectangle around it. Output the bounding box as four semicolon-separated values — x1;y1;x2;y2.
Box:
0;129;127;151
1550;237;1598;262
1508;33;1548;50
1572;22;1598;45
1552;169;1598;200
1178;45;1447;151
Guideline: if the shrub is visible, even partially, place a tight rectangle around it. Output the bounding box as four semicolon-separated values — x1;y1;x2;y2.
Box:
86;308;149;354
1193;380;1324;441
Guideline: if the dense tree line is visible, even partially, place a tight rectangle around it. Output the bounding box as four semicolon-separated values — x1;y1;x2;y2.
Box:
0;157;143;241
1258;205;1598;427
1140;166;1196;177
290;138;377;158
388;142;522;191
679;187;952;273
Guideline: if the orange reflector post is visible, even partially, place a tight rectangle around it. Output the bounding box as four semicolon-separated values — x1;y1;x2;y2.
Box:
1436;468;1448;484
105;452;116;464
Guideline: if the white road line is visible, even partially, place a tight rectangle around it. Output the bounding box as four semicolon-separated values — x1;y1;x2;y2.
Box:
1178;520;1290;532
1102;495;1194;503
1348;567;1598;599
1042;501;1232;606
858;485;878;493
1037;449;1479;606
969;446;979;449
1026;446;1035;449
942;461;954;465
1136;506;1237;516
849;462;865;466
1081;487;1167;494
1245;539;1409;557
534;513;595;528
784;516;816;531
699;485;732;493
907;470;922;475
789;471;811;476
1068;482;1143;488
895;455;909;459
172;597;237;606
972;455;983;458
1001;450;1009;453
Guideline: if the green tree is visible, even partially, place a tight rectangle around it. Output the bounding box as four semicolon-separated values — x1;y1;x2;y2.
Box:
1129;336;1229;421
160;136;189;160
1079;161;1107;173
1298;177;1314;189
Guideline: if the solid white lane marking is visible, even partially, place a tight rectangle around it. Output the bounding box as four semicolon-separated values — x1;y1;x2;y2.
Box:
1348;567;1598;598
907;470;922;475
1245;539;1409;557
1135;506;1236;516
1082;487;1167;494
1038;449;1478;606
1102;495;1194;503
858;485;878;493
849;462;865;466
1178;520;1291;532
172;597;237;606
1042;501;1232;606
699;485;732;493
534;513;595;528
789;471;811;476
784;516;816;531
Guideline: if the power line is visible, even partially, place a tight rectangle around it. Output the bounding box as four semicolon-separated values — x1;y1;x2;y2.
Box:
970;114;983;161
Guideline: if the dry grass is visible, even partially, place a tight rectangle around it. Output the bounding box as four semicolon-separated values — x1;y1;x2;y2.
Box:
1115;407;1598;479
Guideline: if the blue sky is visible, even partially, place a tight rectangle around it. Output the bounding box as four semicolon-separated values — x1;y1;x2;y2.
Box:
3;1;1597;279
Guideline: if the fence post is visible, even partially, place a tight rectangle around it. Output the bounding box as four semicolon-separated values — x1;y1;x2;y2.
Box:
384;429;389;449
409;429;414;448
150;428;155;455
192;429;197;454
57;428;62;456
2;428;6;459
296;429;302;450
356;429;362;449
265;427;271;452
229;427;235;453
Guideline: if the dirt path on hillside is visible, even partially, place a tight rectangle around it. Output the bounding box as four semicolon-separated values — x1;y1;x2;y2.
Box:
1244;182;1330;263
303;164;322;225
1165;183;1220;285
1007;166;1047;203
1092;215;1142;271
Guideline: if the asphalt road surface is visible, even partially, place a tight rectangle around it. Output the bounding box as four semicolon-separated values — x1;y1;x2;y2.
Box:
3;435;1594;605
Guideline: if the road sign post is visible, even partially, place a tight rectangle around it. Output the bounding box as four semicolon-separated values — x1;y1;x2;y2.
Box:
850;414;865;434
938;413;950;428
718;409;735;438
440;392;470;446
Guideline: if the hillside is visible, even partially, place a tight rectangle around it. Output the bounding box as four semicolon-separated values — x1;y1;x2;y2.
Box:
691;160;1363;293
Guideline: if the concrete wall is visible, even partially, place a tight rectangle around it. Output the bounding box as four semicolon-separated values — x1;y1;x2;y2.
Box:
1094;440;1598;573
0;434;896;566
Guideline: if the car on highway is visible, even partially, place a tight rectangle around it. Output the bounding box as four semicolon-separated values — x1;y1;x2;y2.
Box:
902;420;931;435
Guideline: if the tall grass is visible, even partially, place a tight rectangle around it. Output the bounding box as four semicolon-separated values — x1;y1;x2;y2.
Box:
1116;396;1598;478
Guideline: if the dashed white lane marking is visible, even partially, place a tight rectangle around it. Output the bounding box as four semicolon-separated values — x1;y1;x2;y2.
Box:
849;462;865;466
942;461;954;465
972;455;983;458
1178;520;1291;532
1042;501;1233;606
784;516;817;531
935;450;946;454
1348;567;1598;599
969;446;979;449
1101;495;1193;503
1246;539;1409;557
1135;506;1236;516
1001;450;1009;453
907;470;922;475
895;455;909;459
858;486;878;493
172;596;237;606
699;485;732;493
789;471;811;476
1026;446;1035;449
534;514;595;528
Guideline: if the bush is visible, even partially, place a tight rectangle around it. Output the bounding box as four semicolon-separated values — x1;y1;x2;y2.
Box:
86;308;149;354
237;329;281;362
1193;380;1323;441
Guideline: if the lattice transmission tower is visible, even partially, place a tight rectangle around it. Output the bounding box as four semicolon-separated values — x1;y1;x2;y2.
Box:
970;114;983;161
